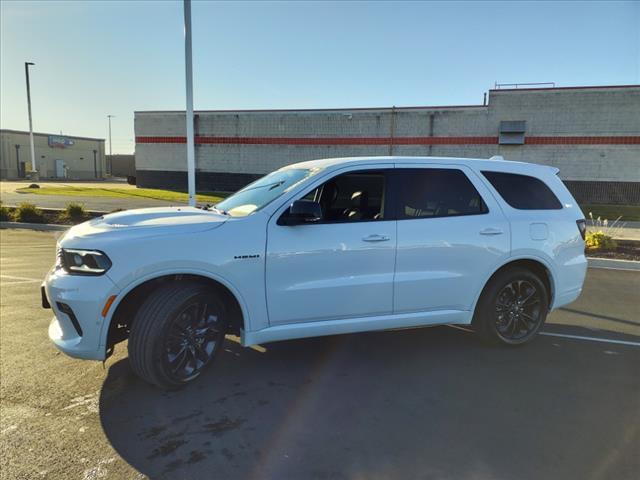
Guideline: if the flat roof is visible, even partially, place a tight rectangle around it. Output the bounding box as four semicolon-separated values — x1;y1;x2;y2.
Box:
0;129;104;142
135;84;639;115
135;104;486;115
489;84;640;93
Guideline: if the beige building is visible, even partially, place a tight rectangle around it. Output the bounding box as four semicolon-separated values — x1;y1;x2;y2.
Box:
0;129;106;180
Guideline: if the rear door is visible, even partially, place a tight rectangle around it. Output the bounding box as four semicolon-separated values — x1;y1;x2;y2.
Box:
392;164;510;314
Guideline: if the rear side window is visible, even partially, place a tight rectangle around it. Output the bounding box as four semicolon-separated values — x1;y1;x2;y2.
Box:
482;171;562;210
394;169;488;219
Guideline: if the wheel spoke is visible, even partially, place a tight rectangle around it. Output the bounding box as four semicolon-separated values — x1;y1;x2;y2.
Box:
521;312;536;325
170;347;190;372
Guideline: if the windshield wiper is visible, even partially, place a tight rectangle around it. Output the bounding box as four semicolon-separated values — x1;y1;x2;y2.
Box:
202;204;228;215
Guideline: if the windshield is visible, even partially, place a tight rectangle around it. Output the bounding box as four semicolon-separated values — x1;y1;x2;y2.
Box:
216;167;322;217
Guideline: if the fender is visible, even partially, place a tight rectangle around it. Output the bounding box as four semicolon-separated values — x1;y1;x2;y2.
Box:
98;267;251;348
468;253;557;317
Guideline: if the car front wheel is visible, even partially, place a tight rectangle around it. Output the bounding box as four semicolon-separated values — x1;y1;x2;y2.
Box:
473;267;549;346
128;282;228;389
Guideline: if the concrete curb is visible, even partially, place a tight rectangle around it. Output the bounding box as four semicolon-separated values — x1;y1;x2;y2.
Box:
587;220;640;230
588;257;640;271
0;222;69;232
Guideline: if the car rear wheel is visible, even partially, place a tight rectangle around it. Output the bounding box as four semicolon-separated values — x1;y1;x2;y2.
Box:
128;282;228;389
473;267;549;346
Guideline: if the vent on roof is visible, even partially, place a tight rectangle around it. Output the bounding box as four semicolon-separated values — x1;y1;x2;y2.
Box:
499;120;526;145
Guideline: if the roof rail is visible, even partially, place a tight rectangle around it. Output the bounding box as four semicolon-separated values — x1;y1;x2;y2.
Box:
489;155;504;161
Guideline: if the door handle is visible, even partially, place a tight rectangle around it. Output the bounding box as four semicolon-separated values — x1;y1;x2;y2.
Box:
479;227;504;236
362;234;390;242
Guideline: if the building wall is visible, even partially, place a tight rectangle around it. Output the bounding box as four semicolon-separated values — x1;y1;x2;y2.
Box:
0;130;106;180
107;154;136;178
134;86;640;203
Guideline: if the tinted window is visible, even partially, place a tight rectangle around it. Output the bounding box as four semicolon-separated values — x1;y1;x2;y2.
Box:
286;170;387;223
394;169;487;219
482;171;562;210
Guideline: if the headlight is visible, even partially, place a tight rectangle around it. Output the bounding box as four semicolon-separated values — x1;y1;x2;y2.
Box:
58;248;112;275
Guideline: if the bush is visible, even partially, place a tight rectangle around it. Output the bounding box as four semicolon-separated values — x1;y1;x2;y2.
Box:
12;202;45;223
28;183;40;189
59;202;87;223
586;231;617;250
0;202;11;222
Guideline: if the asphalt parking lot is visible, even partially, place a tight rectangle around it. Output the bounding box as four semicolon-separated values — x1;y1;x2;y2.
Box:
1;228;639;480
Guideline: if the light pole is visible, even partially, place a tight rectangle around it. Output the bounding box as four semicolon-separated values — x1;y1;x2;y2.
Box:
24;62;37;175
107;114;114;175
184;0;196;206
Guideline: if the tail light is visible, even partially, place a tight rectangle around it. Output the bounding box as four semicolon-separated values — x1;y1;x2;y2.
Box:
576;219;586;241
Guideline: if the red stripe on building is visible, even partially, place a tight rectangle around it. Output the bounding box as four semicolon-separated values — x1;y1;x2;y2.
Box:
524;136;640;145
135;135;640;146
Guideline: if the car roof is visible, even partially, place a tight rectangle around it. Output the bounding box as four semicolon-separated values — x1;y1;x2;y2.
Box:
281;156;559;176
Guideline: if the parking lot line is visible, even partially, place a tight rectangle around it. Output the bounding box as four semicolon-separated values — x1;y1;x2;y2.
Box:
0;274;42;286
539;332;640;347
447;324;640;347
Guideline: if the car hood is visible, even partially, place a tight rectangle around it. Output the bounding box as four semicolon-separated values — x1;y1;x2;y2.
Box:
61;206;228;244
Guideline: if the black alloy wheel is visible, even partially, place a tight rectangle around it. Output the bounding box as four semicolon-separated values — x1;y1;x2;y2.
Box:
494;280;542;342
164;298;225;381
472;267;549;346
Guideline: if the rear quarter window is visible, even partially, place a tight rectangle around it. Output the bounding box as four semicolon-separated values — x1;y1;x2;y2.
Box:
482;171;562;210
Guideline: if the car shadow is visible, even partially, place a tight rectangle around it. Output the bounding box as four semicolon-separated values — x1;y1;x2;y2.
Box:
99;325;640;480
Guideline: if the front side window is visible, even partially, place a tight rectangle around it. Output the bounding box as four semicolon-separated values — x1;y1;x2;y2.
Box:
216;167;322;217
285;170;387;223
482;171;562;210
394;169;488;219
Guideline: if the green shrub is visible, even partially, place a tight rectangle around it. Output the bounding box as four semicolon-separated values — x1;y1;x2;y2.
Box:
13;202;45;223
586;231;617;250
0;202;11;222
59;202;87;223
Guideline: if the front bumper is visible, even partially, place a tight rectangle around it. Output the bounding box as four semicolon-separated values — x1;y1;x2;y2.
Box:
44;267;118;361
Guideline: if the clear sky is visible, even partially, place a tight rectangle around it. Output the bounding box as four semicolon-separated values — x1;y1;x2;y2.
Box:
1;0;638;154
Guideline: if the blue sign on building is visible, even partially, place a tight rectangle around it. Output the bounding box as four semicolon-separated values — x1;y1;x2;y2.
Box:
48;135;75;148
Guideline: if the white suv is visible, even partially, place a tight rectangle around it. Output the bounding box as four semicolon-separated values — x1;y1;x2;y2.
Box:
43;156;587;389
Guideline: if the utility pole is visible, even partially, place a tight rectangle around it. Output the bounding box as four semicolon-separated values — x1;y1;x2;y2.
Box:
24;62;37;176
107;114;114;175
184;0;196;206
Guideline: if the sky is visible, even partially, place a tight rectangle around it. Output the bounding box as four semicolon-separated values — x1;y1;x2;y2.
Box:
1;0;638;154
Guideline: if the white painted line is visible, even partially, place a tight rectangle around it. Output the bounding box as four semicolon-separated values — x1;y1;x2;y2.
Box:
446;324;640;347
539;332;640;347
1;274;41;282
447;324;474;334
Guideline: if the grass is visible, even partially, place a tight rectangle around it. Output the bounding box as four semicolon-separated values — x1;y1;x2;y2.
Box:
17;185;228;204
580;204;640;222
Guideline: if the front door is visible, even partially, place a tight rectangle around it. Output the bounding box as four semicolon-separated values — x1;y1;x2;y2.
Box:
55;160;65;178
392;165;510;314
266;168;396;325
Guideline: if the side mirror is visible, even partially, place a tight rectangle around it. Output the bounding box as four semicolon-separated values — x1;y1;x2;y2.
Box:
280;200;322;225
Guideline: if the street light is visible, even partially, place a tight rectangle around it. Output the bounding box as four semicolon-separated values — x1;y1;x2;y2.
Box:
184;0;196;206
24;62;36;175
107;114;115;175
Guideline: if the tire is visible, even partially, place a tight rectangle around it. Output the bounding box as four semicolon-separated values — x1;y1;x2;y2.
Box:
128;282;228;389
472;267;549;346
